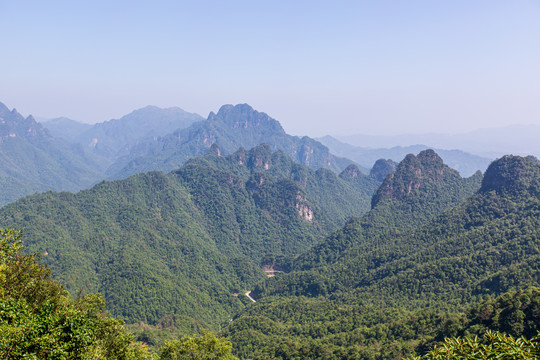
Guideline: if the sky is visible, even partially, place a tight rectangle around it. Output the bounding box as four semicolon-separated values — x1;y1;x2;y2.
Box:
1;0;539;136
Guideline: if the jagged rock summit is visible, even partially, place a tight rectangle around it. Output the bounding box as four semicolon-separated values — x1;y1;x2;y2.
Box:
208;104;286;134
372;149;460;207
108;103;355;179
0;102;50;141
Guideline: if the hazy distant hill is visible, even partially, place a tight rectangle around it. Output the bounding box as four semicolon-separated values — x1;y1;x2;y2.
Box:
74;105;204;160
107;104;355;179
318;135;492;176
335;124;540;159
0;145;379;329
40;117;92;139
0;102;102;206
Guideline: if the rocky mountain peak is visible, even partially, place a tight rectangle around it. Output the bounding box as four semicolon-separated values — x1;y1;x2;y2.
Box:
371;149;461;208
208;104;286;134
208;143;222;156
480;155;540;196
0;103;49;141
247;144;273;170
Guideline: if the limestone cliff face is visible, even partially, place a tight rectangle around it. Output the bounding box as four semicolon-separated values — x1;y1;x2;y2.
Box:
295;193;314;222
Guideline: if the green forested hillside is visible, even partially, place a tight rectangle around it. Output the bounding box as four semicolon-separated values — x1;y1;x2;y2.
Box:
0;145;379;330
223;287;540;359
225;155;539;359
285;149;482;273
254;155;538;303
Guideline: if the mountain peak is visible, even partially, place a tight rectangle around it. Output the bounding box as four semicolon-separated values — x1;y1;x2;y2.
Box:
371;149;461;208
0;102;49;140
339;164;365;179
0;101;10;115
480;155;540;196
208;104;286;134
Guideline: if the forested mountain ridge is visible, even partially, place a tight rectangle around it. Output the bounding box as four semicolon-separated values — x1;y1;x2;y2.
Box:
226;155;539;359
40;116;92;139
286;149;483;272
0;102;103;206
185;143;381;228
223;287;540;359
254;154;538;303
0;145;380;329
107;104;355;179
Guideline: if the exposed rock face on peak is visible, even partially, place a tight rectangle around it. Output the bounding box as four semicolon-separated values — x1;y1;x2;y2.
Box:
208;143;222;156
371;149;479;209
0;102;103;206
370;159;397;182
0;103;50;141
208;104;286;134
108;104;354;179
480;155;539;196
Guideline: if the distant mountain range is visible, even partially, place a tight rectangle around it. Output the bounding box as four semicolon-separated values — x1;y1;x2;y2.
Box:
318;135;491;177
106;104;355;180
0;103;102;206
41;106;204;162
335;124;540;159
3;101;354;206
1;99;528;209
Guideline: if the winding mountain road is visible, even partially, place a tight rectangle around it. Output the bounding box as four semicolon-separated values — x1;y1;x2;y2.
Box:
245;291;256;302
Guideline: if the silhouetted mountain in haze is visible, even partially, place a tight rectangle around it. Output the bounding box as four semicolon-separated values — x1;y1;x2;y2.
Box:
40;117;92;139
107;104;355;179
318;135;492;176
0;102;102;206
335;125;540;159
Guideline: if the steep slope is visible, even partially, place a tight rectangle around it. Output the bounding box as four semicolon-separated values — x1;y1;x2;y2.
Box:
225;155;539;359
254;155;539;303
288;150;482;272
0;145;378;328
186;144;381;232
107;104;353;179
318;135;492;176
0;102;103;206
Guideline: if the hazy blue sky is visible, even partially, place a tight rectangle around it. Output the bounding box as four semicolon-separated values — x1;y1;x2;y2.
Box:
1;0;539;136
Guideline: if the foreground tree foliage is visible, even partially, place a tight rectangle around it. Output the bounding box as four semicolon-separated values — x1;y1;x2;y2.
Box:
159;331;238;360
0;228;152;359
407;330;540;360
